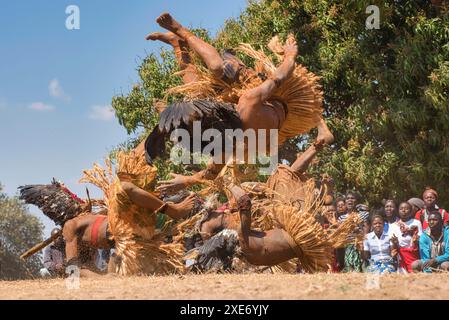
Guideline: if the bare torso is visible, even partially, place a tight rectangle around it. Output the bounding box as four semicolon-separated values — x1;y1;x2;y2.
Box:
237;99;285;132
80;215;111;249
241;228;296;266
200;210;296;266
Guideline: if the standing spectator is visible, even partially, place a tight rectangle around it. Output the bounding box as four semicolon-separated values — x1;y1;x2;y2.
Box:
336;198;347;222
415;188;449;229
39;228;66;278
383;199;399;234
362;215;397;274
390;202;422;273
322;203;338;227
334;198;347;271
340;190;370;272
412;210;449;272
407;197;425;216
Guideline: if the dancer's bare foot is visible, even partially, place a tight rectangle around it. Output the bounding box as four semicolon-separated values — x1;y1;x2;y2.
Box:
165;193;196;219
315;117;334;146
145;31;181;46
156;13;184;35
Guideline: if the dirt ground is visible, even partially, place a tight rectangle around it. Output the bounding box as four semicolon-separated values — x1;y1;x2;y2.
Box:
1;272;449;300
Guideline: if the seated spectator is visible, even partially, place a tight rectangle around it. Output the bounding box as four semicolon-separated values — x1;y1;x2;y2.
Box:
407;197;425;216
390;202;422;273
383;199;399;234
39;228;66;278
415;188;449;229
362;215;398;274
412;210;449;272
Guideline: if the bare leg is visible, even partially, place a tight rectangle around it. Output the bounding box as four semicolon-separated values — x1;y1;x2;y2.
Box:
316;117;334;146
155;13;224;78
146;31;198;83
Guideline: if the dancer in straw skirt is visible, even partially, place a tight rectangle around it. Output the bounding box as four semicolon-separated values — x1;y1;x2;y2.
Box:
187;143;361;273
145;13;333;194
79;141;198;275
187;173;361;273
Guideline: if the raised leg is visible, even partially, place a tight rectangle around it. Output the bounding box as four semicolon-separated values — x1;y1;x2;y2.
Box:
155;13;224;78
315;117;334;146
146;31;198;83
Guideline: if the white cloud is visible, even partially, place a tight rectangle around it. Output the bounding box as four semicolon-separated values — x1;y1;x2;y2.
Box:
29;102;55;112
88;105;115;121
49;78;70;101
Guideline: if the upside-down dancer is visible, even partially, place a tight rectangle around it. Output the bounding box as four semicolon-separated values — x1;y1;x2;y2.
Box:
144;13;333;193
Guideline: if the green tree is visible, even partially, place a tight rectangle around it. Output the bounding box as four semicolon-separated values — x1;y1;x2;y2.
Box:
111;1;449;207
0;183;44;280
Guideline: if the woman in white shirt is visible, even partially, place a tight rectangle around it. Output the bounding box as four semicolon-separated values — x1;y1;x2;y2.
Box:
362;215;398;274
389;202;422;273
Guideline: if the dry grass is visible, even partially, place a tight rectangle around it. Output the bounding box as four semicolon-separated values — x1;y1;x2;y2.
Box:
1;272;449;300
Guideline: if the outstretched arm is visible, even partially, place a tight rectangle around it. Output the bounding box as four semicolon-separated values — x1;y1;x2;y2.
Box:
239;36;298;105
227;183;252;248
121;181;195;219
157;161;225;193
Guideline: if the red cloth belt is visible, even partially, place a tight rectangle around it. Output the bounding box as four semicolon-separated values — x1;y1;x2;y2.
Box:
91;215;107;247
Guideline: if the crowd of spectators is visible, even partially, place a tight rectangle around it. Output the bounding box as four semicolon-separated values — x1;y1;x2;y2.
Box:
324;187;449;274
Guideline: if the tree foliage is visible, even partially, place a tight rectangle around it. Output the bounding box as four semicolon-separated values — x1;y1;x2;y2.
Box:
0;183;44;280
111;0;449;206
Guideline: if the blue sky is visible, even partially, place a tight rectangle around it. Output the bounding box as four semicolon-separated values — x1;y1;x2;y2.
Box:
0;0;247;236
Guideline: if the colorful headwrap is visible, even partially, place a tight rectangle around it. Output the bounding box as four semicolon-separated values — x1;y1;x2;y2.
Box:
423;188;438;199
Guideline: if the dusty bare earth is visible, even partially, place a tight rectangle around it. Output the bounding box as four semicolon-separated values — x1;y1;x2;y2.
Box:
1;273;449;300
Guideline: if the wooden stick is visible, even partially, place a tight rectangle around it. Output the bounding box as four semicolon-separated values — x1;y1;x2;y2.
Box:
20;229;63;260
